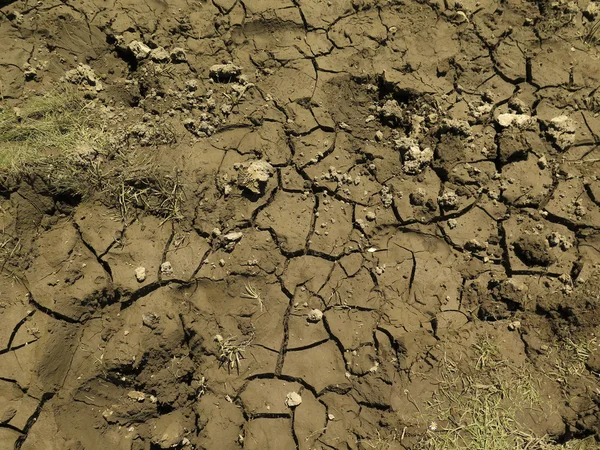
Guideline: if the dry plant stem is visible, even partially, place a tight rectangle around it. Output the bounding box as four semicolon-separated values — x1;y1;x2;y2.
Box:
217;333;254;374
241;283;265;312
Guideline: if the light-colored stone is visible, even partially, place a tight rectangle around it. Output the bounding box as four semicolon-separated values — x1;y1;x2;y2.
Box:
127;391;146;402
128;40;151;60
160;261;173;276
135;266;146;282
285;391;302;407
150;47;170;62
237;160;274;194
545;115;576;150
496;113;534;128
209;63;242;81
508;321;521;331
223;231;243;242
307;309;323;323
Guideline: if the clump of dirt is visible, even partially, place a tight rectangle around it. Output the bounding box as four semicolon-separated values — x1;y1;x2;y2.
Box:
235;160;274;195
513;235;555;267
64;64;104;94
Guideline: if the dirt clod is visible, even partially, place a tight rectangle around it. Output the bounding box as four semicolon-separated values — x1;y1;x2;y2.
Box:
496;113;534;129
142;312;159;328
513;235;554;267
285;391;302;407
128;41;151;60
508;321;521;331
209;63;242;82
150;47;171;63
160;261;173;276
169;47;187;63
545;115;576;150
64;64;103;92
307;309;323;323
135;266;147;282
237;160;274;194
149;410;190;448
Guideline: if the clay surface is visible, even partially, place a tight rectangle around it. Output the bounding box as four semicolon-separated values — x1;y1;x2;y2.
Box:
2;0;600;448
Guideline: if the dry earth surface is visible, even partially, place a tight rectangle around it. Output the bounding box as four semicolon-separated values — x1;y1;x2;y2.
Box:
1;0;600;448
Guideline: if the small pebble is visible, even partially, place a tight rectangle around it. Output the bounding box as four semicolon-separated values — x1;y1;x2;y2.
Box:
160;261;173;276
127;391;146;402
142;313;159;329
307;309;323;323
135;266;146;282
508;321;521;331
285;391;302;407
224;231;243;242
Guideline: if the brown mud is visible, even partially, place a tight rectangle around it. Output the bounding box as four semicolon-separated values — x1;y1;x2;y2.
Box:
1;0;600;449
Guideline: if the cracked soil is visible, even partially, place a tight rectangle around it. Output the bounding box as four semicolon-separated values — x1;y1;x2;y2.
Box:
2;0;600;448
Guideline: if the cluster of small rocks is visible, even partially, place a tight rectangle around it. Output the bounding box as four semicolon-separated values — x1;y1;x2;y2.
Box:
212;229;244;252
125;39;187;64
376;96;438;133
548;231;572;251
127;115;175;146
183;114;219;137
380;186;395;208
394;137;433;175
544;115;576;151
439;118;472;136
209;62;242;82
318;166;361;186
438;189;460;211
64;63;104;94
235;160;275;195
182;67;251;136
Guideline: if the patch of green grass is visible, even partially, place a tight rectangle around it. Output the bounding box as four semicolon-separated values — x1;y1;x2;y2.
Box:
358;428;403;449
0;87;186;227
542;437;600;450
416;337;555;450
416;334;600;450
472;334;503;371
0;88;108;170
1;140;184;225
546;337;598;386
